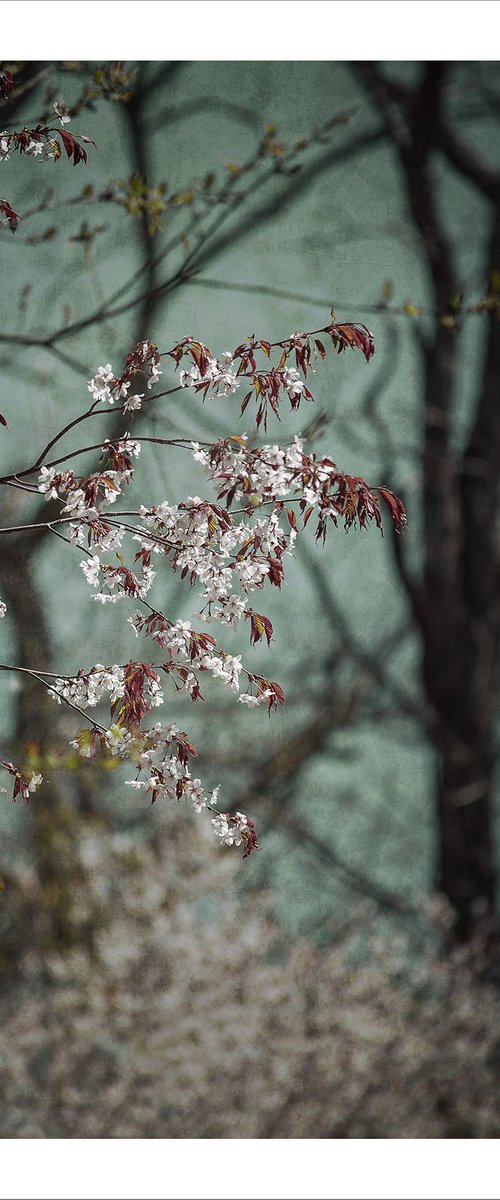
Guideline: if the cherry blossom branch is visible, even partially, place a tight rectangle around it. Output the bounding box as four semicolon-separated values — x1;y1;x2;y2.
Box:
0;429;192;487
0;663;108;731
0;519;76;536
1;309;374;487
0;304;406;858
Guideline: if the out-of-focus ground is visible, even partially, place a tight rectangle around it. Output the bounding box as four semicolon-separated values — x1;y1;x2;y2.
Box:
1;810;500;1139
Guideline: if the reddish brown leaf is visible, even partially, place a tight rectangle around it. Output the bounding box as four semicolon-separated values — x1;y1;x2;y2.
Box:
327;321;375;363
246;610;273;647
59;128;95;166
241;817;260;858
375;486;407;533
0;199;20;233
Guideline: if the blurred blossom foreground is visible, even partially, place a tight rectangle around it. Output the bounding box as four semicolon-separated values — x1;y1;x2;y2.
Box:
1;813;499;1139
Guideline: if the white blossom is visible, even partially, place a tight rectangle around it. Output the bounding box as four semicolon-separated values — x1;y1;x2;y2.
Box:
80;555;101;587
104;726;133;756
147;364;162;389
179;366;201;388
282;367;305;400
93;591;122;604
62;488;94;518
210;813;248;848
123;393;144;413
53;101;71;125
37;466;59;500
25;140;44;158
87;365;115;405
27;772;43;793
186;778;206;813
191;442;210;466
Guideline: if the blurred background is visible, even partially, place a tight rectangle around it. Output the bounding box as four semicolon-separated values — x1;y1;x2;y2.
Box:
0;59;499;1138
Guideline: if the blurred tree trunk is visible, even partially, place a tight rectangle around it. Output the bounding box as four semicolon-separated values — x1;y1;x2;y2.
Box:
358;62;500;940
0;545;100;953
0;65;160;959
437;207;500;937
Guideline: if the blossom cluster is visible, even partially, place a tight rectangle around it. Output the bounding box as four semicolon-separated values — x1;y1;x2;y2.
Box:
171;338;313;431
75;717;258;854
129;493;289;622
128;611;282;710
50;662;152;713
129;614;242;697
39;462;131;520
179;349;240;397
169;318;375;429
210;810;259;857
194;433;407;539
1;759;43;802
48;658;259;853
81;556;156;605
0;130;55;163
0;124;94;166
87;340;161;411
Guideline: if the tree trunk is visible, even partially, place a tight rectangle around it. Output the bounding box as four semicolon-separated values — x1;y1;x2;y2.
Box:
437;756;496;940
0;548;103;957
357;62;500;940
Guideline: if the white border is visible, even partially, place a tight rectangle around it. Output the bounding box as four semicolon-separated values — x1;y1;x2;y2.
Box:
0;1;496;62
3;1140;500;1199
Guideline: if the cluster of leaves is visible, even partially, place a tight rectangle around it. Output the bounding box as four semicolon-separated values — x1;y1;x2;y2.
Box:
111;661;161;731
245;609;273;648
113;176;169;236
118;337;161;390
224;111;352;181
56;127;95;165
169;313;375;430
80;61;137;107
